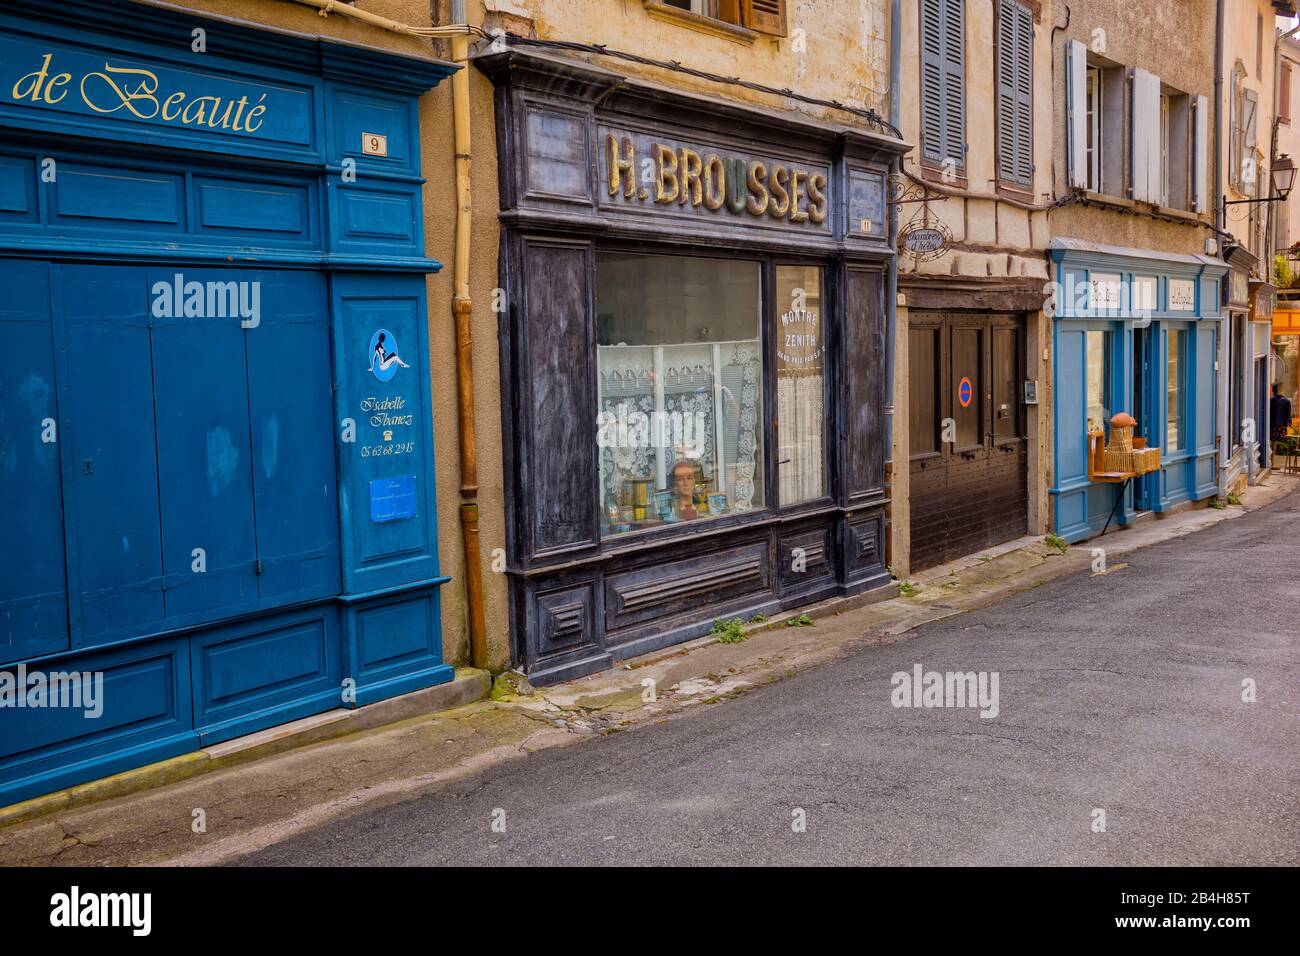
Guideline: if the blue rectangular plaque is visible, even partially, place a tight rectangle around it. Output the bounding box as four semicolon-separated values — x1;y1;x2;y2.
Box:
369;475;417;523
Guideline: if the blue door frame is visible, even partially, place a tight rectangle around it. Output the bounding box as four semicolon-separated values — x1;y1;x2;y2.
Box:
1048;242;1226;543
1131;325;1155;512
0;0;459;805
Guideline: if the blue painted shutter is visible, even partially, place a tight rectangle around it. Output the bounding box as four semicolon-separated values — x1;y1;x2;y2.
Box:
244;271;340;603
995;0;1034;187
148;268;260;620
58;265;167;643
0;260;69;663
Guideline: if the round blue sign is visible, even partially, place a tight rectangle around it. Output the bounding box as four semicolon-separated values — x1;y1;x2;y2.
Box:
958;376;973;408
368;329;409;383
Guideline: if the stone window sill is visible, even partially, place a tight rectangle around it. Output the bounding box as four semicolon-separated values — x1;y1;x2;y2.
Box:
641;2;758;44
996;181;1035;204
1082;190;1135;210
1083;190;1210;223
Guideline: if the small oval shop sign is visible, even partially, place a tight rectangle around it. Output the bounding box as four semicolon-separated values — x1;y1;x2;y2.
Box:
900;224;949;259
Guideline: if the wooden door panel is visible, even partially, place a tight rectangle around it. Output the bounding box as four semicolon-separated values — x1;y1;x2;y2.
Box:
909;311;1028;571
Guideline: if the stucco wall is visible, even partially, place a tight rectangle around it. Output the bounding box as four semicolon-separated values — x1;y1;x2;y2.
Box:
1048;0;1218;258
897;0;1054;281
1275;34;1300;256
162;0;510;671
1219;0;1282;259
491;0;892;121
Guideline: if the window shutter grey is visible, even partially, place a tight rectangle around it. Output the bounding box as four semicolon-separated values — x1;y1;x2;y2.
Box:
1013;5;1033;185
1193;94;1208;213
1243;88;1259;188
1066;40;1087;188
996;2;1017;182
920;0;966;168
941;0;966;166
920;0;944;162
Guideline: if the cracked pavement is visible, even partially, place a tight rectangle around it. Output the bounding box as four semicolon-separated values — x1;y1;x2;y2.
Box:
235;487;1300;866
2;481;1296;866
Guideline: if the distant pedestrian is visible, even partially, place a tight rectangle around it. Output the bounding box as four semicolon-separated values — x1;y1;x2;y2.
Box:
1270;384;1293;443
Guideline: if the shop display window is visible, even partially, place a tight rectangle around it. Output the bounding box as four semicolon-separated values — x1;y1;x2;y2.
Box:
775;265;827;506
1166;328;1186;451
595;252;765;536
1086;329;1111;435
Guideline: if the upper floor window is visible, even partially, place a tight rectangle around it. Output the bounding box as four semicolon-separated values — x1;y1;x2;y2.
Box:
995;0;1034;189
1229;65;1258;191
920;0;966;172
1068;42;1206;213
1166;329;1186;452
654;0;787;35
1159;88;1192;211
1068;45;1126;198
1085;65;1102;191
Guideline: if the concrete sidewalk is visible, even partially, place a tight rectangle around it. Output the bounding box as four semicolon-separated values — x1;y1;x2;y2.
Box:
1;475;1294;866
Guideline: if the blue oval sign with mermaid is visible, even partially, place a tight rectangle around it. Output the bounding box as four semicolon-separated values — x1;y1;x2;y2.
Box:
368;328;410;383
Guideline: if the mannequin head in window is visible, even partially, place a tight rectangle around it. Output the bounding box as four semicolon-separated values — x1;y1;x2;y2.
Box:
671;459;697;513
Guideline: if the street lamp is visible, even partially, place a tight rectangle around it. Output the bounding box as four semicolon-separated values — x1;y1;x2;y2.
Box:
1272;153;1297;200
1224;153;1296;220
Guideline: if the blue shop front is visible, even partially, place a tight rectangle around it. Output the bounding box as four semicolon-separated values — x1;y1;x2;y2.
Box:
0;0;455;804
1049;239;1227;542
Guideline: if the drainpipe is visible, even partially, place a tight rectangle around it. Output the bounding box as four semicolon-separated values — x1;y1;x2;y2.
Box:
1215;0;1225;235
885;0;900;455
1215;0;1227;496
274;0;490;667
449;0;489;670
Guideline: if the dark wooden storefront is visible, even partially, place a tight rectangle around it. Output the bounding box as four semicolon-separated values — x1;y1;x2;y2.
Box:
905;288;1034;570
480;49;908;684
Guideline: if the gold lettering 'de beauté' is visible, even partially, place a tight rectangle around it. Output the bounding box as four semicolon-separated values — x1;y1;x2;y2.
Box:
607;134;827;224
11;54;269;132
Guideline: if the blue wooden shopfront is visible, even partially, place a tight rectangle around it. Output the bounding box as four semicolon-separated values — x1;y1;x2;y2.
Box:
0;0;456;804
1049;239;1227;542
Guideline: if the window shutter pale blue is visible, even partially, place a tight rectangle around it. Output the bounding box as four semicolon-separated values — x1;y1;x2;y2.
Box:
1066;40;1087;188
1193;94;1208;213
1131;68;1160;202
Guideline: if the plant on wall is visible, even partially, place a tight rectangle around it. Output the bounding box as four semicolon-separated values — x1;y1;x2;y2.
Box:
1274;254;1295;290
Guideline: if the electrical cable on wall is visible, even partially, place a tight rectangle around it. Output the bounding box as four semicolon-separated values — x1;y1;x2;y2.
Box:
489;33;902;140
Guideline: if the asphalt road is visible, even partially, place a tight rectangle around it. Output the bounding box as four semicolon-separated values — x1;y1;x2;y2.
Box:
239;493;1300;866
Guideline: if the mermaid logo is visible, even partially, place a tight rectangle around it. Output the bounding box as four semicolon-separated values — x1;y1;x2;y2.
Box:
368;329;410;383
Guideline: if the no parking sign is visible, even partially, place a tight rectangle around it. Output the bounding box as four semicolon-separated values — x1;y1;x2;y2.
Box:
958;376;973;409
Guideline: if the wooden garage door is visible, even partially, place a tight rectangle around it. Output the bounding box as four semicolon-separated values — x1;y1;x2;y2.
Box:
909;312;1028;571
